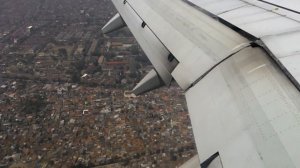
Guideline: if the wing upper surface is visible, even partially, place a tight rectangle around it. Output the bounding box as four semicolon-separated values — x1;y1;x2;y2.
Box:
187;0;300;90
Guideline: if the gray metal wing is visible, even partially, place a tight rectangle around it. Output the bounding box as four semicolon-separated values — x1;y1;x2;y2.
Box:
103;0;300;167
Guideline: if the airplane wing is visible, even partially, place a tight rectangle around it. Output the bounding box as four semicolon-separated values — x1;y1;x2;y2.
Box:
102;0;300;167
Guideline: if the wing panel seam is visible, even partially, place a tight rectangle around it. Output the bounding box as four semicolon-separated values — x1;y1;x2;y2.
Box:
256;0;300;15
182;0;257;41
185;43;252;92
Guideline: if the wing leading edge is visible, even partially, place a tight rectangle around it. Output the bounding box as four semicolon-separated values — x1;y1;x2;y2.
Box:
103;0;300;167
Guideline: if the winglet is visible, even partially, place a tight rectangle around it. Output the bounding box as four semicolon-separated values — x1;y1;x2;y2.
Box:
102;13;126;34
132;69;165;95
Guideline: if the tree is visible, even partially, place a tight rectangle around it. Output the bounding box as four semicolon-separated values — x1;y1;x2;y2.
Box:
58;48;68;58
71;71;81;83
20;94;47;114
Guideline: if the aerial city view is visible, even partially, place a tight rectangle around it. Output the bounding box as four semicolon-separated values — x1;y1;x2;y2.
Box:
3;0;299;167
0;0;197;167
